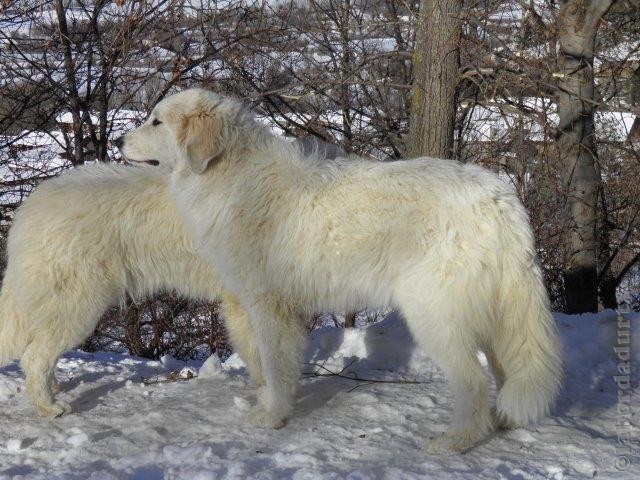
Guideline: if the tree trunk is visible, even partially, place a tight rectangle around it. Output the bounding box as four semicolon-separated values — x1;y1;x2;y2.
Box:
599;275;619;310
597;192;618;310
556;0;613;313
599;63;640;307
344;312;356;328
408;0;462;159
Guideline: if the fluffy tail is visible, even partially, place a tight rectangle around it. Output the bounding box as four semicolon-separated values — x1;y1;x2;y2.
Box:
492;197;563;427
0;283;26;366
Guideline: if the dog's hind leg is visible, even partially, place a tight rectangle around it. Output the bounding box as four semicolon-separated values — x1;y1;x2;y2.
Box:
482;344;512;430
398;294;493;455
244;292;306;429
21;337;72;417
21;300;105;417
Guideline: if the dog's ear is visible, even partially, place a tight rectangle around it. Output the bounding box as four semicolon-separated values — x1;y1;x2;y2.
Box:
175;107;224;174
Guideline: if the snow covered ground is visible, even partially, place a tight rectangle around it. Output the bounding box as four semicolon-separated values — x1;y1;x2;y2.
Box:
0;310;638;479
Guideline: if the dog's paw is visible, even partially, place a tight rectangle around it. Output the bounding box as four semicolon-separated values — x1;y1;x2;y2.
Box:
490;406;515;431
36;401;72;418
424;432;477;455
247;406;286;429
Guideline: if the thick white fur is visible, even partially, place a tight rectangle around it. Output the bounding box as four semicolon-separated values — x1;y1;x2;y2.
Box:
0;163;263;416
120;89;563;454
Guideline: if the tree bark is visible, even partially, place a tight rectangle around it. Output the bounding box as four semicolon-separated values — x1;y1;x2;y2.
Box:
344;311;356;328
556;0;614;313
408;0;462;159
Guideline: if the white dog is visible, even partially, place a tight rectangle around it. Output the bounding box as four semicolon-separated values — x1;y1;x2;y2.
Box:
0;163;262;417
119;89;563;454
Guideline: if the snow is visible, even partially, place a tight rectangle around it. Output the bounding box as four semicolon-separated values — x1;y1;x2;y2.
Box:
5;440;22;454
55;112;99;125
233;396;252;411
159;354;186;372
0;310;638;479
66;429;89;448
199;355;224;379
462;99;636;144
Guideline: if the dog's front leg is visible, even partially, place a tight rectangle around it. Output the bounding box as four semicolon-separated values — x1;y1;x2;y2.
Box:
244;292;306;429
220;292;265;387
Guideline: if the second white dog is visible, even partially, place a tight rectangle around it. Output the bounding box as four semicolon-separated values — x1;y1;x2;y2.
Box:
0;163;262;416
119;89;563;454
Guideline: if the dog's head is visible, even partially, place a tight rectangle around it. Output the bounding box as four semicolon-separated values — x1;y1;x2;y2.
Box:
118;88;245;174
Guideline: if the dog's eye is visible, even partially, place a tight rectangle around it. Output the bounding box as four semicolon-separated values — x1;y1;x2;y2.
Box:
152;118;162;126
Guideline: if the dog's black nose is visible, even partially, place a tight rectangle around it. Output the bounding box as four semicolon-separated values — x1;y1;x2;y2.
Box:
114;136;124;149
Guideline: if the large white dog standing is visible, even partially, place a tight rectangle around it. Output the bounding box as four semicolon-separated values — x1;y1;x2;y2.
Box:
0;164;263;416
119;89;563;454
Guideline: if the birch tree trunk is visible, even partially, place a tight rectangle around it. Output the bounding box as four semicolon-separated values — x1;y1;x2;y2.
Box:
408;0;462;159
556;0;614;313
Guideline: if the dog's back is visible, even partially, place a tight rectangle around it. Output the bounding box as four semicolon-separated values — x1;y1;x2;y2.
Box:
0;163;221;367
